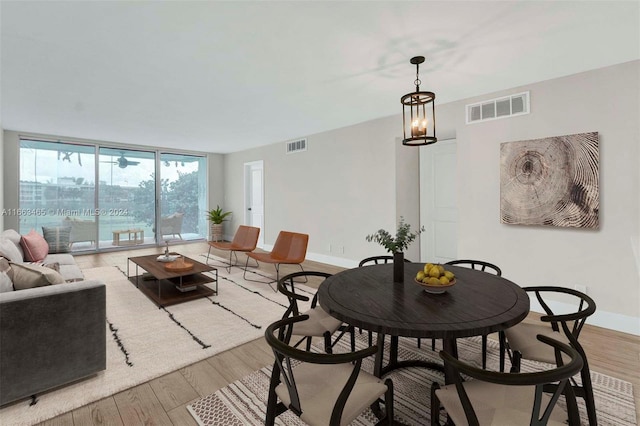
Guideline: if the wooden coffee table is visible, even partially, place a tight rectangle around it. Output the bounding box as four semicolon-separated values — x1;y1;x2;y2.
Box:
127;253;218;307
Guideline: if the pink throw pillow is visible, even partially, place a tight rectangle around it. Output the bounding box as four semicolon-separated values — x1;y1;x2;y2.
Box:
20;229;49;262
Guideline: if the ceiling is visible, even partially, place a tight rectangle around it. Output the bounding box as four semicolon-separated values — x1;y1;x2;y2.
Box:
1;1;638;154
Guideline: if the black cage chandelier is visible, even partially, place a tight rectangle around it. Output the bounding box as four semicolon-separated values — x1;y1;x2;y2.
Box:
401;56;437;146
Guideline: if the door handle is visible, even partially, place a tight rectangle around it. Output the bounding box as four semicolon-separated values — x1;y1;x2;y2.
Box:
248;208;252;211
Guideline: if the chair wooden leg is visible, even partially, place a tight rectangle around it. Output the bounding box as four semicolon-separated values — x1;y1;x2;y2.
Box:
511;350;522;373
498;331;506;372
350;326;355;352
580;363;598;426
323;331;334;354
481;334;488;369
430;382;441;425
265;362;281;426
432;338;436;351
383;379;395;425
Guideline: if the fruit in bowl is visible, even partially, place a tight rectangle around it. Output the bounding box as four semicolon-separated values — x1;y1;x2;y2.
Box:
415;263;456;293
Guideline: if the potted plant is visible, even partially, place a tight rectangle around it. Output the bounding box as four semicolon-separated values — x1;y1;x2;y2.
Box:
365;217;424;283
207;205;232;242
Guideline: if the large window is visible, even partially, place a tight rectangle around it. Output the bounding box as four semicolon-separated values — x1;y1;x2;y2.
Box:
19;140;96;249
98;148;156;249
18;139;208;251
159;153;207;241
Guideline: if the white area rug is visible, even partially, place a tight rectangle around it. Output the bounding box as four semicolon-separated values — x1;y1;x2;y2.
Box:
188;332;637;426
0;256;311;426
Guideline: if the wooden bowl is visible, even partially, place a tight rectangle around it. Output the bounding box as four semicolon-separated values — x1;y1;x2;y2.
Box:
164;258;194;272
414;277;456;294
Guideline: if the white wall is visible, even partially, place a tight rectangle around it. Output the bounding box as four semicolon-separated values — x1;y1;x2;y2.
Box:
223;61;640;334
224;115;406;268
452;61;639;333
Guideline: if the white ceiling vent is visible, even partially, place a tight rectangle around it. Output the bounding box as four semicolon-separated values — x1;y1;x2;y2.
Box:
286;138;307;154
466;91;530;124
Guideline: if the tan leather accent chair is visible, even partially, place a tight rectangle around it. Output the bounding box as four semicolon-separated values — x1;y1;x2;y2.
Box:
206;225;260;272
243;231;308;291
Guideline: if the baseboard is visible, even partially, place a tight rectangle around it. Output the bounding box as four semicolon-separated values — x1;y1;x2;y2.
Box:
530;298;640;336
305;252;359;269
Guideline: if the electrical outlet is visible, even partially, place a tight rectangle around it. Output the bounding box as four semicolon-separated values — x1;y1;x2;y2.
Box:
574;284;587;294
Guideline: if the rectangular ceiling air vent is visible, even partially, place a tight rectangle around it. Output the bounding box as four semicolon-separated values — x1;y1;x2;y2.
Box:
466;91;530;124
286;138;307;154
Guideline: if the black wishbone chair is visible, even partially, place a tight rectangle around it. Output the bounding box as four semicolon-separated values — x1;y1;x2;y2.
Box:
278;271;355;354
431;335;583;426
500;286;598;426
358;255;412;347
430;259;503;368
265;315;395;425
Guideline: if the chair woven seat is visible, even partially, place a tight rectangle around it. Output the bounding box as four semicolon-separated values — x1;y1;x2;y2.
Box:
292;307;344;337
503;322;571;365
275;362;387;426
435;380;570;426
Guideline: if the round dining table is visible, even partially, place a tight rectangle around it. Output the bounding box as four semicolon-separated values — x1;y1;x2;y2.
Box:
318;262;529;383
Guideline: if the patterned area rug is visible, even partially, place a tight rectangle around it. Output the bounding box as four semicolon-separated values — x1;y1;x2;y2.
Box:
188;332;637;425
0;255;311;426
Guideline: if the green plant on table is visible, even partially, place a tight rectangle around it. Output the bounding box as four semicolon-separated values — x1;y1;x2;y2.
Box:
365;217;425;254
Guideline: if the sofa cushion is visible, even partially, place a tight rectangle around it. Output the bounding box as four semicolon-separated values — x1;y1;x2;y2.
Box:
1;229;24;258
42;226;72;254
0;238;23;263
58;264;85;282
20;230;49;262
43;253;77;266
10;262;65;290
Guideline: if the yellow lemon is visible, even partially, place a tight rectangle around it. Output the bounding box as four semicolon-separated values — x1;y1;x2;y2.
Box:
428;277;440;286
439;276;450;285
444;271;455;280
416;271;426;281
424;263;434;274
437;265;445;274
429;267;441;278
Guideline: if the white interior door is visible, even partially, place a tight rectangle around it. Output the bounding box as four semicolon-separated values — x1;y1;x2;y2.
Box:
419;139;458;263
244;160;264;247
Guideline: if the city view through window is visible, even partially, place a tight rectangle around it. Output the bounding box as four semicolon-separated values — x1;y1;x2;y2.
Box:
18;139;207;251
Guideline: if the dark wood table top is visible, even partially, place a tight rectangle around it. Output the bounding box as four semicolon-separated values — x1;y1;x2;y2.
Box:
318;263;529;340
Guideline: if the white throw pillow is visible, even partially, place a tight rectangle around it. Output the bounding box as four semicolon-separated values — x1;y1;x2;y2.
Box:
0;238;23;262
0;271;13;292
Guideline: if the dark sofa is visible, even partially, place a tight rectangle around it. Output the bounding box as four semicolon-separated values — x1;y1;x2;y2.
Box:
0;279;106;406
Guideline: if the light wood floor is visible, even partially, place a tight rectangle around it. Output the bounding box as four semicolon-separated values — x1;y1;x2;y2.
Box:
33;241;639;425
